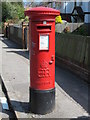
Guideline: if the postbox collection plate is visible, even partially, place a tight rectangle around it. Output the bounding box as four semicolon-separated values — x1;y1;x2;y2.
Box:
39;35;49;50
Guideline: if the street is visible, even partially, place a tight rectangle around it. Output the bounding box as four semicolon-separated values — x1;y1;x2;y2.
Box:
0;36;90;119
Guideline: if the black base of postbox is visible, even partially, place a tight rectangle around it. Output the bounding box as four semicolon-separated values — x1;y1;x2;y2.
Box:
29;87;55;115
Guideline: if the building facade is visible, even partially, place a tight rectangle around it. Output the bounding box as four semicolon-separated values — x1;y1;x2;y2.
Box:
52;1;90;23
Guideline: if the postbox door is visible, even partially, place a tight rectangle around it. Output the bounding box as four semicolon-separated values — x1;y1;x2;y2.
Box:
30;22;55;90
37;34;55;90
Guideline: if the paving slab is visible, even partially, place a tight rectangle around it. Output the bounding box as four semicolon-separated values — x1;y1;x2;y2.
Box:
0;76;15;120
0;80;8;119
0;37;9;119
0;37;90;119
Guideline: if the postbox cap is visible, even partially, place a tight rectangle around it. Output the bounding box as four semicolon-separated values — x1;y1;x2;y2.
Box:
25;7;60;18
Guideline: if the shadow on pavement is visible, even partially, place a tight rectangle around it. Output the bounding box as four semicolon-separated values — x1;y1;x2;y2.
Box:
1;109;17;120
7;50;29;60
70;116;90;120
10;100;30;113
55;66;89;114
2;38;29;59
2;38;22;49
7;100;90;119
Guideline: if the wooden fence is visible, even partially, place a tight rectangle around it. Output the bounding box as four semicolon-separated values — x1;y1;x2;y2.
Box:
4;23;29;49
55;33;89;82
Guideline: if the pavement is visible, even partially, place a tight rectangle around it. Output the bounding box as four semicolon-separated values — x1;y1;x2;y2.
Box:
0;34;9;119
0;76;16;120
0;77;9;120
0;36;16;120
0;36;90;119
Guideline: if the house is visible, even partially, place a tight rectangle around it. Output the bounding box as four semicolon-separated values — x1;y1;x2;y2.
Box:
24;1;90;23
72;6;84;22
54;1;90;23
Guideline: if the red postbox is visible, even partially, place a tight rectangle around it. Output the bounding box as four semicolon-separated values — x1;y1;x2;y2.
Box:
25;7;60;114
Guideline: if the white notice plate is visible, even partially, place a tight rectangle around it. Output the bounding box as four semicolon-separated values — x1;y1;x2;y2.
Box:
39;35;49;50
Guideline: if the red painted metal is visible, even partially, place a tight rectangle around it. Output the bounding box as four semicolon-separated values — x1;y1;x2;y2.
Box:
25;7;60;90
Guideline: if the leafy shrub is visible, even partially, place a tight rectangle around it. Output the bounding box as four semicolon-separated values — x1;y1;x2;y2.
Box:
2;2;25;23
64;26;70;33
55;15;63;24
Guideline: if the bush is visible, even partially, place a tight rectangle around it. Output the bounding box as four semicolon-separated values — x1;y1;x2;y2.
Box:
0;22;4;33
64;26;70;33
2;2;25;23
55;15;63;24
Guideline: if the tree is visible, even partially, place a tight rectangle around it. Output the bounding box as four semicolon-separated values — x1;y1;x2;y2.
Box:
2;2;11;22
2;2;25;22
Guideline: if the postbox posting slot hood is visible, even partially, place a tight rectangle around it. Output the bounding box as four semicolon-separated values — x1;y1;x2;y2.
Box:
37;24;52;32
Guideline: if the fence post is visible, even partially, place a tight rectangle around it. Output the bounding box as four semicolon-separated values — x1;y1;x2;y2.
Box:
4;22;8;37
27;25;29;50
8;23;13;40
22;22;27;49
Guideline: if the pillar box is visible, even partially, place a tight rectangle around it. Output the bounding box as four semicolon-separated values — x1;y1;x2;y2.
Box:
25;7;60;114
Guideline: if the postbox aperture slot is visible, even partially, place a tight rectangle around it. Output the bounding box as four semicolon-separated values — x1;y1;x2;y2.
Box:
37;26;51;31
39;34;49;50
